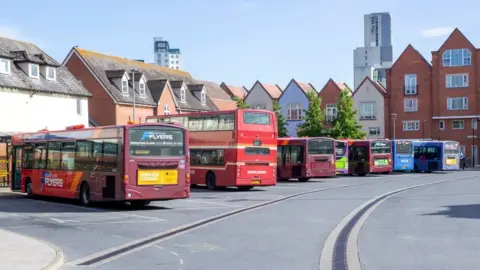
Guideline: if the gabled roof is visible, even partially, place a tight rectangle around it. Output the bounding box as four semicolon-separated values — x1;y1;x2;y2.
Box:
278;78;317;100
352;76;387;98
200;80;237;110
318;78;352;95
390;44;432;71
0;37;90;97
245;80;282;101
220;82;248;99
434;28;476;54
169;80;215;111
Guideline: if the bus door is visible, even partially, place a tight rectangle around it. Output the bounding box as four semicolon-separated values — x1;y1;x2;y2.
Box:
290;145;303;178
279;145;292;179
350;145;369;175
11;146;22;191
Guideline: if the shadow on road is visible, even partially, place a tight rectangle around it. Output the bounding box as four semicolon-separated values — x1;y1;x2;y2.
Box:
423;204;480;219
190;186;267;193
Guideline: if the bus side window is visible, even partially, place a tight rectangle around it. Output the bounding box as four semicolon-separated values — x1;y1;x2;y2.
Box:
61;142;76;170
75;141;94;171
47;142;61;170
103;139;119;172
290;146;302;164
22;144;34;169
33;143;47;169
203;116;219;131
218;114;234;131
93;140;103;171
277;146;283;164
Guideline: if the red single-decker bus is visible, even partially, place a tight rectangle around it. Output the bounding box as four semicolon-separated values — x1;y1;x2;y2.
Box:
146;109;277;190
10;123;190;207
348;139;392;176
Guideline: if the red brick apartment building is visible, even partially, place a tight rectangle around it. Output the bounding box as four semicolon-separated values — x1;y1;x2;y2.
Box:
386;29;480;162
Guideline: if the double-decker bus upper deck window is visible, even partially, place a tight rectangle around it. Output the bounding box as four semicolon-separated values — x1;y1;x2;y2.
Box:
395;141;413;154
335;141;347;156
243;112;270;125
371;141;391;154
245;147;270;155
129;126;185;156
444;142;459;154
308;140;334;155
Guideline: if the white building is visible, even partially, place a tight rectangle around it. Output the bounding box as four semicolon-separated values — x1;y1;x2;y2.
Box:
0;37;91;135
153;37;181;70
352;77;387;139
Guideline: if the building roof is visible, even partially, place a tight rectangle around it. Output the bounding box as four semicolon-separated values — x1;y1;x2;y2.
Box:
199;80;237;110
169;80;215;111
220;83;248;98
0;37;91;97
352;76;387;97
262;83;283;99
278;79;317;100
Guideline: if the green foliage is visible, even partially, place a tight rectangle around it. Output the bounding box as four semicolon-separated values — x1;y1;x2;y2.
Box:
329;89;367;139
273;101;288;137
232;96;250;109
297;91;329;137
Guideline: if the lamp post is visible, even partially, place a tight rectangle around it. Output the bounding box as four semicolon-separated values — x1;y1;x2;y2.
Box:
473;118;480;166
130;69;140;122
391;113;397;140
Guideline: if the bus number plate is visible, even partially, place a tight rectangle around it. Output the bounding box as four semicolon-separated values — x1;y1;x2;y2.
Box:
138;170;178;186
251;180;261;185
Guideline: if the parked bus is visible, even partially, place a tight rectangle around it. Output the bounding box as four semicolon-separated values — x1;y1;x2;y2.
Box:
392;140;414;172
413;140;460;172
335;140;348;174
348;139;392;176
146;109;277;190
277;137;336;181
10;123;190;207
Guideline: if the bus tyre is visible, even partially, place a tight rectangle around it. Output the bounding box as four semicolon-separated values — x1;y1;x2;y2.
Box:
206;172;217;190
131;200;151;208
79;182;91;206
238;186;254;191
298;178;310;182
25;179;33;197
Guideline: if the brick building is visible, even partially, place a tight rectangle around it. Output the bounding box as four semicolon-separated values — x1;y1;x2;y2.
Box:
318;79;352;124
386;28;479;163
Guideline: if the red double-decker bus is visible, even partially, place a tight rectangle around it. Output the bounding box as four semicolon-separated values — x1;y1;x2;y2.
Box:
348;139;392;176
10;123;190;207
146;109;277;190
277;137;336;181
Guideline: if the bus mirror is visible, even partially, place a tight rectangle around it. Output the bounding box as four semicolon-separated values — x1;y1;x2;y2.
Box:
65;124;85;130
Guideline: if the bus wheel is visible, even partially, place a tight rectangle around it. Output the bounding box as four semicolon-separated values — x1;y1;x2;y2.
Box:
79;182;91;206
298;178;310;182
25;179;33;197
131;200;151;208
238;186;253;191
206;172;217;190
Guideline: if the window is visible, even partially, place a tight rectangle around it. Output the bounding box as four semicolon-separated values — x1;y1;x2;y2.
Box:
180;87;186;102
439;120;445;130
46;67;56;81
139;82;146;96
368;127;381;136
0;58;10;74
403;120;420;131
190;149;225;165
404;98;418;112
452;120;465;129
307;140;334;155
121;79;128;94
359;102;376;120
473;119;478;130
33;143;47;169
218;114;234;130
447;97;468;110
61;142;76;170
203;116;219;131
188;116;203;131
76;99;82;115
404;74;417;95
163;104;170;115
326;104;337;122
244;112;270;125
47;142;61;170
254;104;266;110
29;64;39;78
129;127;184;157
287;103;302;120
200;90;206;104
446;74;468;88
75;141;94;171
442;49;471;67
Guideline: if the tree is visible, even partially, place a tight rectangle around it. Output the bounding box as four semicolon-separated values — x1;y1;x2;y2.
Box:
232;96;250;109
329;88;367;139
273;101;288;137
297;91;329;137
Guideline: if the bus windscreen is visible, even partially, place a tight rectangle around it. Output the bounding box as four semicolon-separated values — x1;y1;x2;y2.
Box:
129;127;185;156
395;141;412;154
335;141;347;156
371;141;391;154
444;142;459;154
243;112;270;125
308;140;334;155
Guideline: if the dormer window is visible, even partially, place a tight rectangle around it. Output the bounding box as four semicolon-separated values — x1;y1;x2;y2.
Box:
121;79;128;95
0;58;10;74
200;90;206;105
180;87;186;102
29;64;39;79
46;67;56;81
139;82;146;97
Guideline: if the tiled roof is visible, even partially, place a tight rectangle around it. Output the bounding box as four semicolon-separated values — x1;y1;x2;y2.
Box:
221;83;248;98
0;37;90;97
296;81;317;94
210;98;237;110
200;80;237;110
352;76;387;97
147;79;168;103
169;80;215;111
262;83;282;99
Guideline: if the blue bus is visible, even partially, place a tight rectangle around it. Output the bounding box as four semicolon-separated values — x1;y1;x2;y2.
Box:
392;140;414;172
413;140;460;172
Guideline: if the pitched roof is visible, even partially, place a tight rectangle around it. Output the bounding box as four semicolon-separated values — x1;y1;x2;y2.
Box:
263;83;282;99
318;78;351;95
147;79;168;102
220;83;248;98
0;37;90;97
199;80;237;110
278;79;317;100
390;44;432;71
169;81;215;111
352;76;387;97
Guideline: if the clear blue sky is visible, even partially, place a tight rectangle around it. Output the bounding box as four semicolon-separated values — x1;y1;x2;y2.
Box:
1;0;479;89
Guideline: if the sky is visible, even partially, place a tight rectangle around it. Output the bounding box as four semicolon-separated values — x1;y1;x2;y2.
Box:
1;0;479;90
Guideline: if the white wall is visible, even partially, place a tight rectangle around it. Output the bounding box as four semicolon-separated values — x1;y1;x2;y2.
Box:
244;82;274;110
353;81;385;138
0;88;89;132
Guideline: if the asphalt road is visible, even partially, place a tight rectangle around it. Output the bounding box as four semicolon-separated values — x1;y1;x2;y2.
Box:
0;171;478;270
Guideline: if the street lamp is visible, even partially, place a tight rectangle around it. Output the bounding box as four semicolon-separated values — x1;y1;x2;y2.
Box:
391;113;397;140
472;118;480;166
130;69;140;122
